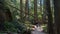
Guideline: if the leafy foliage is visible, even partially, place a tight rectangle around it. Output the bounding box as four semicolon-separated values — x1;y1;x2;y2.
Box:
0;0;48;33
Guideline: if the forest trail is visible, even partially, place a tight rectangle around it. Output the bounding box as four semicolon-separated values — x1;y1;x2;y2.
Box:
31;31;46;34
31;26;46;34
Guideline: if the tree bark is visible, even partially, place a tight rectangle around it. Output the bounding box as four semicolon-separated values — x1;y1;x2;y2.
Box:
20;0;23;22
46;0;54;34
34;0;38;24
54;0;60;34
0;9;5;31
25;0;29;20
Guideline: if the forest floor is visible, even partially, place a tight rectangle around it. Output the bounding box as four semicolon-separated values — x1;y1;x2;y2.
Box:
31;31;46;34
31;25;46;34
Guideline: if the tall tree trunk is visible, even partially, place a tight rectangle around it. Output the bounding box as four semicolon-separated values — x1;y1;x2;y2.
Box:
20;0;23;22
54;0;60;34
34;0;38;24
0;9;5;31
46;0;54;34
42;0;47;24
25;0;29;20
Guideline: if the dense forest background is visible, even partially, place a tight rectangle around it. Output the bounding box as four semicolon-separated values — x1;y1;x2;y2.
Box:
0;0;60;34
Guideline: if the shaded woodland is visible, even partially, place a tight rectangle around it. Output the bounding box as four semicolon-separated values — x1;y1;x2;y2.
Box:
0;0;60;34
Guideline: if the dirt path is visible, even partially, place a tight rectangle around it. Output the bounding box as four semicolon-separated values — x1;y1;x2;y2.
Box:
31;26;46;34
31;31;46;34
